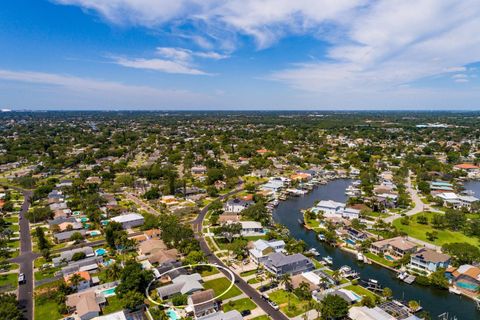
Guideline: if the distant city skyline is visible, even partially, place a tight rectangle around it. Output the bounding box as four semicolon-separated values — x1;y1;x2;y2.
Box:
1;1;480;109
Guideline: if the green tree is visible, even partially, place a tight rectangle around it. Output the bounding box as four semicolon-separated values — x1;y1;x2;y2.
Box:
0;293;24;320
121;290;145;311
319;294;349;320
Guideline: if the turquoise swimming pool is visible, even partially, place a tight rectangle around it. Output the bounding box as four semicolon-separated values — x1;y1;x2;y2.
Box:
385;255;395;261
166;309;179;320
95;248;107;256
456;281;478;291
89;230;101;236
101;287;116;297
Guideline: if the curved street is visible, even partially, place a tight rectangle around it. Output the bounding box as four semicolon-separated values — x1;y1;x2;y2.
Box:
191;186;289;320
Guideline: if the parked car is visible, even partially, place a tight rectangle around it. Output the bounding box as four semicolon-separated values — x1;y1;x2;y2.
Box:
268;300;279;310
241;310;251;316
18;273;25;284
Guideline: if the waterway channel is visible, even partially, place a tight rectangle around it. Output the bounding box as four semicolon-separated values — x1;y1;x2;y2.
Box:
272;179;479;320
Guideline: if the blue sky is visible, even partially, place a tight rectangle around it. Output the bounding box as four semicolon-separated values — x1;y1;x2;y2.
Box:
1;0;480;110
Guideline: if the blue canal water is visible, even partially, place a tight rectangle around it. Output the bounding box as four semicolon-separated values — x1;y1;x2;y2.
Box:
272;179;479;320
463;180;480;197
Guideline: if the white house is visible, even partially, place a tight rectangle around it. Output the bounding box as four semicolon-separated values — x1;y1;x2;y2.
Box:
110;213;144;229
223;199;253;213
312;200;345;215
239;221;263;236
249;239;285;263
338;207;360;220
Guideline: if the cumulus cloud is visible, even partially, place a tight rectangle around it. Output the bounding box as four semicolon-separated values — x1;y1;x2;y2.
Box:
53;0;480;100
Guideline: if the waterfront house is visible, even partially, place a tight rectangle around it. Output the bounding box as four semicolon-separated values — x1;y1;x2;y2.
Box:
370;237;417;258
446;264;480;292
223;198;253;213
261;178;286;193
314;289;362;305
249;239;286;263
346;227;369;244
349;306;396;320
409;248;450;273
239;221;264;236
110;212;144;229
188;289;216;318
312;200;345;216
453;163;480;178
264;252;314;277
338;207;361;220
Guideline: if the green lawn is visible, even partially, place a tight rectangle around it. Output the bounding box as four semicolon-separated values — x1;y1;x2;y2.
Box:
365;252;395;268
200;267;220;277
240;269;257;277
247;277;260;284
102;296;124;315
35;267;61;281
250;316;270;320
203;277;242;300
345;284;378;301
0;273;18;292
223;298;257;312
35;295;62;320
268;290;311;318
392;212;480;246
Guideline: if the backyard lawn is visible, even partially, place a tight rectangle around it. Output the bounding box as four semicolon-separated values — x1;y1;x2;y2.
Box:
365;252;395;268
268;289;311;318
102;296;124;315
223;298;257;312
35;295;62;320
345;284;378;301
392;212;480;246
203;277;242;300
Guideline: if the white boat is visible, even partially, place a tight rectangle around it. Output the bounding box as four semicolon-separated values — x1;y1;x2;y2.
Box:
449;287;461;295
397;272;407;280
307;248;320;256
323;256;333;265
368;278;378;285
357;252;365;261
317;234;326;241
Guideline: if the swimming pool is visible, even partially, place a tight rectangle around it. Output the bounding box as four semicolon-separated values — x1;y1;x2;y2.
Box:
80;217;89;222
101;287;116;297
385;255;395;261
166;309;179;320
89;230;101;236
345;239;355;245
456;281;478;291
95;248;107;256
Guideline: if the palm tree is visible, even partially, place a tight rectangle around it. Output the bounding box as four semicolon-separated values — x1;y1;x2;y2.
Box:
280;273;292;310
267;270;276;286
106;262;122;281
331;270;341;283
69;273;83;291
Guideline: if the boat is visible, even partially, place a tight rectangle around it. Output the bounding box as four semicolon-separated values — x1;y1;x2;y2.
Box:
298;219;304;225
397;272;407;280
307;248;320;256
357;252;365;262
317;234;326;241
403;275;416;284
368;278;378;285
449;287;462;295
323;256;333;265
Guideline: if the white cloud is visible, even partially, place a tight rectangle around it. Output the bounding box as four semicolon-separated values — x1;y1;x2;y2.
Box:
0;69;206;107
114;57;208;75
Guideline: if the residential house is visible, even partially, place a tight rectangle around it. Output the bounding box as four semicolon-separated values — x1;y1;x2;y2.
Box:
446;264;480;292
454;163;480;178
312;200;345;216
239;221;264;236
66;290;105;320
64;271;92;291
409;248;450;273
264;252;314;277
346;227;369;244
191;166;207;175
349;306;396;320
110;213;144;229
223;198;253;213
370;237;417;258
188;289;216;318
313;289;362;305
157;273;204;299
196;311;243;320
249;239;285;263
290;274;319;292
54;229;87;243
53;247;94;267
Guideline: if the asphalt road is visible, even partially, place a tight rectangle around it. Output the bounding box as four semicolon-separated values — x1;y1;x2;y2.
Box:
10;189;35;320
191;186;289;320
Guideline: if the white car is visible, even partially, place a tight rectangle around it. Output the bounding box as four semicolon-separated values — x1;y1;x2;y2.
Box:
18;273;25;284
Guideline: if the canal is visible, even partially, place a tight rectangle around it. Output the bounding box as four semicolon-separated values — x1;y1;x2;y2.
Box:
272;179;479;319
